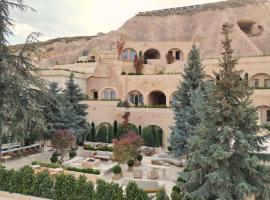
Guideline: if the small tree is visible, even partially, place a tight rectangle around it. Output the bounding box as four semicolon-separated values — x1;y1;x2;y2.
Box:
113;120;118;138
90;122;96;142
113;131;142;164
51;129;75;161
94;180;124;200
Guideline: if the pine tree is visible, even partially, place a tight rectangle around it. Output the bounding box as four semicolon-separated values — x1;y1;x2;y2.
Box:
63;72;89;141
0;1;48;159
170;45;205;157
43;82;64;139
179;23;270;200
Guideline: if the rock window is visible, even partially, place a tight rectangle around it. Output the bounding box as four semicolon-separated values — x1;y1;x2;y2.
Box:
121;48;137;62
128;91;144;106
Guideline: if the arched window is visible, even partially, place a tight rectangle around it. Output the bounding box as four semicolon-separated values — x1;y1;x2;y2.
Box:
166;48;182;64
250;73;270;88
101;88;117;100
121;48;137;62
127;91;144;106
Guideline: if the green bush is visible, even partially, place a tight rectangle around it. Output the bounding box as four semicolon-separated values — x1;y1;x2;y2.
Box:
96;125;108;143
54;174;77;200
125;181;150;200
32;171;53;199
74;176;94;200
66;167;100;175
95;180;124;200
33;161;62;169
117;123;139;138
112;165;122;174
83;144;113;152
142;127;156;147
50;154;58;163
0;166;11;191
171;186;184;200
136;154;143;162
156;189;170;200
127;159;134;167
69;150;77;159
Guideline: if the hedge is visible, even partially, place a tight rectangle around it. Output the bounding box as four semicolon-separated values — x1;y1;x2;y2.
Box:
142;126;163;147
66;167;100;175
0;166;171;200
83;144;113;152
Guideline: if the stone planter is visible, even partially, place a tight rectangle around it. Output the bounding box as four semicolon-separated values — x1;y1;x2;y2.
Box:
134;160;142;166
112;172;123;180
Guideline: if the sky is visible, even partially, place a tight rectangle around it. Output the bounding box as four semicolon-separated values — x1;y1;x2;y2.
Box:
9;0;225;45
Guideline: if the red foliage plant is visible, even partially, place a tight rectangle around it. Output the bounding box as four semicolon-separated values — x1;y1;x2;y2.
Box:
51;129;75;161
113;131;143;164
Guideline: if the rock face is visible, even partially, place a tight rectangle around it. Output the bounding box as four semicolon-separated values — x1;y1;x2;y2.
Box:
10;0;270;66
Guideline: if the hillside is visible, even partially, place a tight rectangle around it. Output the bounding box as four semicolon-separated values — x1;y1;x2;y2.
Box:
10;0;270;67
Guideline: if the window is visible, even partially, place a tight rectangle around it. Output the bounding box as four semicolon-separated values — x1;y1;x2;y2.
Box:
121;48;137;61
175;51;181;60
128;91;144;106
264;79;270;88
267;110;270;122
252;79;259;88
102;89;117;100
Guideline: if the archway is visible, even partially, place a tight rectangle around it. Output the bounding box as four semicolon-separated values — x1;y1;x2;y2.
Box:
144;49;161;60
142;125;164;147
148;91;166;106
127;90;144;106
90;89;98;100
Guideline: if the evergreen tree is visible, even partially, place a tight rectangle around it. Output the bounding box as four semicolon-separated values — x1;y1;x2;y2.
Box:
170;44;205;157
179;23;270;200
90;122;96;142
63;72;89;141
0;1;48;158
113;120;118;139
43;82;64;139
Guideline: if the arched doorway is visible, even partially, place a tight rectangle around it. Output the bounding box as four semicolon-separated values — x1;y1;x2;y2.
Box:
90;89;98;100
148;91;166;106
127;91;144;106
144;49;161;64
101;88;117;100
142;125;164;147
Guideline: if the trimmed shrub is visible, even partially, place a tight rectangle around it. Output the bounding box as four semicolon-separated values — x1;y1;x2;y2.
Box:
0;166;11;191
136;154;143;162
69;150;77;159
96;125;108;143
74;175;94;200
117;123;139;138
112;165;122;174
66;167;100;175
127;159;134;167
54;174;77;200
32;171;53;199
156;189;170;200
142;127;156;147
50;154;58;163
113;120;118;138
83;144;113;152
95;180;124;200
125;181;150;200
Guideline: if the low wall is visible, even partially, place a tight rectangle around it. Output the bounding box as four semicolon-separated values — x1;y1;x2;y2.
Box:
0;191;50;200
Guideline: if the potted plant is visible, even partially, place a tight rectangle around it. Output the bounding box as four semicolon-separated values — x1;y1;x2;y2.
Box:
50;154;58;163
112;165;123;180
134;154;143;166
127;159;134;171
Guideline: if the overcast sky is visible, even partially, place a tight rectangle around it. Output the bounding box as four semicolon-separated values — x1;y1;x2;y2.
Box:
9;0;225;44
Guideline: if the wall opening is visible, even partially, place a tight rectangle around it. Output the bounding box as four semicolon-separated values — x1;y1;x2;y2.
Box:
148;91;166;106
144;49;161;60
127;91;144;106
237;20;264;37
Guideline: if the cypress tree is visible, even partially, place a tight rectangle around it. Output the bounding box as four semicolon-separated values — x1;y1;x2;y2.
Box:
170;44;205;157
90;122;96;142
180;23;270;200
113;120;118;139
